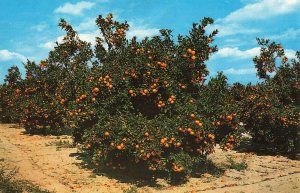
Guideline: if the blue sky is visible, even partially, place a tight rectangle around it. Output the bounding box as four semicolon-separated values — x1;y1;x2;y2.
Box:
0;0;299;84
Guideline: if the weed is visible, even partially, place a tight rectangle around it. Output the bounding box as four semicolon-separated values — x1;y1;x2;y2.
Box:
46;140;74;149
123;186;138;193
224;155;248;171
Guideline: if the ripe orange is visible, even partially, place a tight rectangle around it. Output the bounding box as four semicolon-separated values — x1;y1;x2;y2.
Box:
93;87;100;92
104;131;110;136
160;63;167;68
85;143;91;149
152;88;158;93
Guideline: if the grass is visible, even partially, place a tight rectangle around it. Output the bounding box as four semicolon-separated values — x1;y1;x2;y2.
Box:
46;139;74;150
224;155;248;171
0;165;53;193
192;158;225;178
123;186;138;193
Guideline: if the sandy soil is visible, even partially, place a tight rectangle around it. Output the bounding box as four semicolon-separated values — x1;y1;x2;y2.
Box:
1;124;300;193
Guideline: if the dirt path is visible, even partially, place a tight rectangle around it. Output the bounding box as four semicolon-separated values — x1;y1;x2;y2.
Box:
1;124;300;193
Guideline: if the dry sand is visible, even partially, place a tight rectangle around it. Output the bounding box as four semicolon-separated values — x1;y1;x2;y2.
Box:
1;124;299;193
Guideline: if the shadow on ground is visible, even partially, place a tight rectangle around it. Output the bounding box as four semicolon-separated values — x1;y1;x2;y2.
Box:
69;152;224;187
234;138;299;160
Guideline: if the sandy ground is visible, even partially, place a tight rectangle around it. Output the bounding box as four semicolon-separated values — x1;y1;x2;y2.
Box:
0;124;300;193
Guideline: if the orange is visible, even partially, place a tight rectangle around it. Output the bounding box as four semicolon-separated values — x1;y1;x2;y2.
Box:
152;88;158;93
93;87;100;92
160;63;167;68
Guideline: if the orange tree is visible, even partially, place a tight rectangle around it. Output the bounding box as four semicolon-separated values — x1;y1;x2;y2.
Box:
0;66;23;123
0;13;243;181
76;13;242;181
20;19;94;135
239;38;300;154
197;72;243;151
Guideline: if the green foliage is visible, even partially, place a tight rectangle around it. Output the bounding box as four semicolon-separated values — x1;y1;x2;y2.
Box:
123;186;138;193
0;66;23;123
197;72;243;150
224;155;248;171
239;39;300;153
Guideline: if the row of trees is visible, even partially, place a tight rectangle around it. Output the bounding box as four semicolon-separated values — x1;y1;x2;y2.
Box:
0;13;299;182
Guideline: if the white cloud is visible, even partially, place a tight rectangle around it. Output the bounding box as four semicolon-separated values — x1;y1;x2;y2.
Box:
268;28;300;40
77;19;160;42
224;68;256;75
77;18;97;31
127;28;160;39
210;23;260;37
31;24;47;32
78;31;98;45
213;47;261;59
285;49;297;59
40;19;160;51
39;42;56;50
0;50;28;62
224;0;300;23
39;32;99;50
212;0;300;37
54;1;95;15
39;36;64;50
127;22;160;39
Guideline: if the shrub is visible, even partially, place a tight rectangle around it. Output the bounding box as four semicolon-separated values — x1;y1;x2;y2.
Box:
77;13;241;181
197;72;243;150
0;66;23;123
20;20;93;135
239;39;300;153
